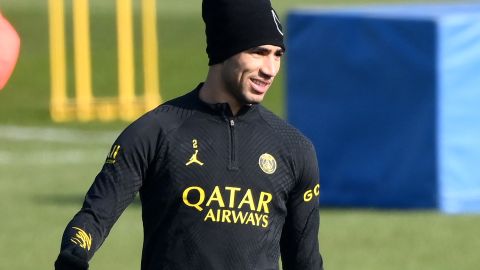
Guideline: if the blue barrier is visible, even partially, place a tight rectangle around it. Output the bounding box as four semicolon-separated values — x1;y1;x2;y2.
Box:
286;3;480;213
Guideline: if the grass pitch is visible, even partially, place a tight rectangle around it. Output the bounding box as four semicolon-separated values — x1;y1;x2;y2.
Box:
1;0;479;270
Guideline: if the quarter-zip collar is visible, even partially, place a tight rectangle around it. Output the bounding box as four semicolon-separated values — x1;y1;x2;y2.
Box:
190;83;262;170
192;83;257;120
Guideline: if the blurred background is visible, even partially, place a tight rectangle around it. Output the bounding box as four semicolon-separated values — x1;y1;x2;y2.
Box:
1;0;479;269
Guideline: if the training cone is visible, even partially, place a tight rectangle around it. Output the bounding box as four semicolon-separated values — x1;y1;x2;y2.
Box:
0;13;21;90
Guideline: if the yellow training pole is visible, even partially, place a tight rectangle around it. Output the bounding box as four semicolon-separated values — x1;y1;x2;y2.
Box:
142;0;161;110
48;0;68;122
116;0;136;120
73;0;93;121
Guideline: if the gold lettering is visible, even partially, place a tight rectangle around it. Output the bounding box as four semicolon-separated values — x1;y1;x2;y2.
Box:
232;210;247;224
261;215;269;228
314;184;320;196
238;189;255;211
222;209;232;223
204;208;216;222
304;189;313;202
192;139;198;148
245;212;256;225
254;213;263;226
183;186;205;211
225;186;241;208
184;184;273;228
257;192;272;213
206;186;226;208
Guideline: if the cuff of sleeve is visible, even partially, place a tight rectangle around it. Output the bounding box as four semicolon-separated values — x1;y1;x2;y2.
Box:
55;251;89;270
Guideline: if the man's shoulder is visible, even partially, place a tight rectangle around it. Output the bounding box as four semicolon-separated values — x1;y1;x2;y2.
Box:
256;105;314;149
154;90;200;119
123;89;201;137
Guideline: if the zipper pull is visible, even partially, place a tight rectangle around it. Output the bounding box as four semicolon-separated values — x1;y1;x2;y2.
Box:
230;119;235;126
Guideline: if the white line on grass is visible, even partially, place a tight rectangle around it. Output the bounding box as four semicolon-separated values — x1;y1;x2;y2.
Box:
0;125;118;144
0;149;105;165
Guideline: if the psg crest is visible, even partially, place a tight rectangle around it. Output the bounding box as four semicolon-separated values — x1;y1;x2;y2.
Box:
259;153;277;174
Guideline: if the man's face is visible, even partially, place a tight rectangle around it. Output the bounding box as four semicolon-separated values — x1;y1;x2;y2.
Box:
221;45;284;106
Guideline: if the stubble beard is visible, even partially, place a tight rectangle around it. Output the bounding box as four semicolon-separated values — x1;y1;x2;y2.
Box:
223;71;258;107
227;83;256;106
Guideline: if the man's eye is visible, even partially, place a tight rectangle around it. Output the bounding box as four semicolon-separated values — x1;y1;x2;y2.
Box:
253;50;267;56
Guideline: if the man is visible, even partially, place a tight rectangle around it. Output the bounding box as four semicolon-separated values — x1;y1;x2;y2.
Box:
55;0;324;269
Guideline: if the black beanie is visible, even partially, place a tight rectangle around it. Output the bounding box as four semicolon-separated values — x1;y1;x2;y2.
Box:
202;0;285;65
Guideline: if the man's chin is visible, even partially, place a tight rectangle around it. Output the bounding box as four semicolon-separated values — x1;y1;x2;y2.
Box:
245;95;265;105
231;89;265;106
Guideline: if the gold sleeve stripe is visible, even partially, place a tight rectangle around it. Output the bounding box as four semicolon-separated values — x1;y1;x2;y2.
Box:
112;145;121;159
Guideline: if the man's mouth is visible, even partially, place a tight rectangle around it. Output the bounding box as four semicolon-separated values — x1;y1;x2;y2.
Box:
250;78;271;93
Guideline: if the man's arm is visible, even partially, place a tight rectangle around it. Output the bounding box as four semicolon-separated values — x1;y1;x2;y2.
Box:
55;116;162;269
280;140;324;270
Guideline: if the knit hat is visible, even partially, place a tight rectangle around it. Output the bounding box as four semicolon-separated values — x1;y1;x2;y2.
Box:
202;0;285;65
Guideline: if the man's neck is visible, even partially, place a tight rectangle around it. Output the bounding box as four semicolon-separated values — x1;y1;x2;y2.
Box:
199;65;242;115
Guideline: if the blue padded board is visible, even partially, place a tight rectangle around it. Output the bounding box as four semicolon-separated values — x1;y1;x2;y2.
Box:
286;3;480;213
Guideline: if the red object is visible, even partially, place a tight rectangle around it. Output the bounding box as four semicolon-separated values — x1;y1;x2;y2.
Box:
0;13;20;90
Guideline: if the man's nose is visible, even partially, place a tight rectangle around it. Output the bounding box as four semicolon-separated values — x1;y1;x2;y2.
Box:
260;55;279;78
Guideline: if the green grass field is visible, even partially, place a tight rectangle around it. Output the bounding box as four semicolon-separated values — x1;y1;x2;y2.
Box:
1;0;480;269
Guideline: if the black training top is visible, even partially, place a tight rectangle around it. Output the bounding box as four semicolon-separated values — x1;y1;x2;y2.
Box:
56;84;323;270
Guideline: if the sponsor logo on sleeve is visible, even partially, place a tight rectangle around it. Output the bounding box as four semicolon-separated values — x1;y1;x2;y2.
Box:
70;227;92;251
303;184;320;202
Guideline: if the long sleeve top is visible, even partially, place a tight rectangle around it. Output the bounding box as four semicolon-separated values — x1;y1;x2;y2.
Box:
56;85;324;270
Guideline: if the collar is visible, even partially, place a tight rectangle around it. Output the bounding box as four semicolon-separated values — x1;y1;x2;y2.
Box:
192;83;257;119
